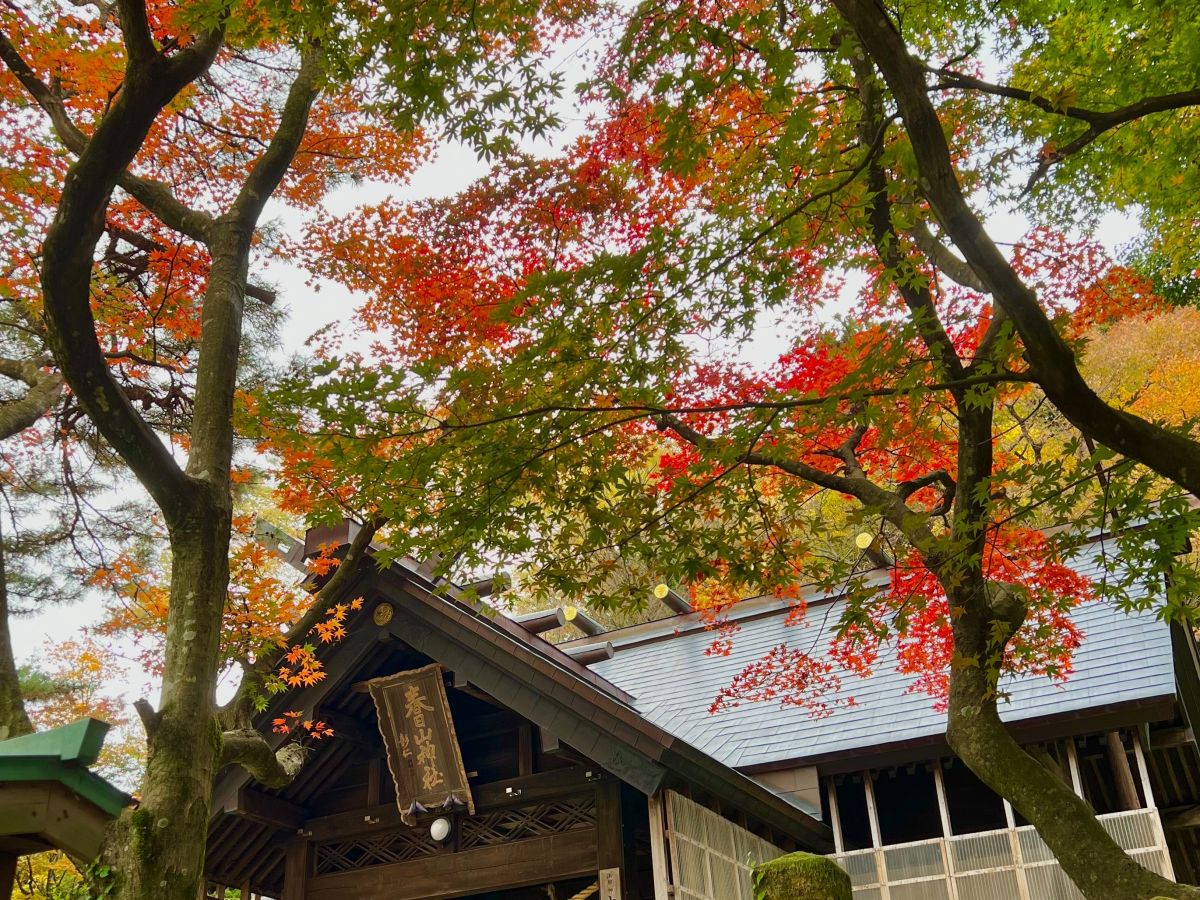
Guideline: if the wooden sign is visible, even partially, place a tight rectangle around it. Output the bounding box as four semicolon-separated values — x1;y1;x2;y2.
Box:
598;867;622;900
366;664;475;825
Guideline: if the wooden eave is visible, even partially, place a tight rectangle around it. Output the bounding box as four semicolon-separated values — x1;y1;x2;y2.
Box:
208;555;831;885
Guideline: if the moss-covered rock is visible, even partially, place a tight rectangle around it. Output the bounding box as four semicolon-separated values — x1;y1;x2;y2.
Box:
752;852;852;900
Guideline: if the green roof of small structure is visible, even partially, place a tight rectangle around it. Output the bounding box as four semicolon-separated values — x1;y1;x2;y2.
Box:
0;718;133;817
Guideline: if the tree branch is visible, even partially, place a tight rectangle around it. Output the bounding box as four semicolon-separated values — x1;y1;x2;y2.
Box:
14;13;222;519
114;0;155;66
933;64;1200;128
850;48;968;393
0;357;63;441
909;221;987;293
833;0;1200;499
219;516;382;728
229;49;322;230
658;413;940;552
219;728;306;789
0;32;216;244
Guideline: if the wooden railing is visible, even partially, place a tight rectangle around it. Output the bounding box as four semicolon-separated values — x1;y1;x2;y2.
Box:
831;808;1173;900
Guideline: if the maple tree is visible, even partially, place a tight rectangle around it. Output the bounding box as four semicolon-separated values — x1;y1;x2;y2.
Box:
258;2;1200;898
0;0;594;897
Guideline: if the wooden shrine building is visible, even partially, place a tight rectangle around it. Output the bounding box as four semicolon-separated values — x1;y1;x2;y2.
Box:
206;523;1200;899
203;526;831;900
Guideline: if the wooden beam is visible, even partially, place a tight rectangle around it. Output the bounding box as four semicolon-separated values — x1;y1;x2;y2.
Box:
306;829;597;900
863;772;882;849
932;759;953;838
568;608;606;637
1132;729;1157;809
314;709;381;750
1164;805;1200;830
660;588;692;615
1064;739;1085;800
1151;726;1196;750
512;608;567;635
303;767;599;841
564;642;615;666
1105;731;1141;811
227;787;307;832
464;573;511;598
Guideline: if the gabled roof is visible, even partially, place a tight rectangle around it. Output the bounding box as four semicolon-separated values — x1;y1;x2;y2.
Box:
209;553;832;855
568;542;1178;772
0;718;132;817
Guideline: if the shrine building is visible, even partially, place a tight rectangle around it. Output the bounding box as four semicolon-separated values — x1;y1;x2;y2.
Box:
202;523;1200;900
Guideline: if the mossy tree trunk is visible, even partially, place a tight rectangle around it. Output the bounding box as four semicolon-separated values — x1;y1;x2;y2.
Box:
934;398;1197;899
2;7;322;897
0;521;34;740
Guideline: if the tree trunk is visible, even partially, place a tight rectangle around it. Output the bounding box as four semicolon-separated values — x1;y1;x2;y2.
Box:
101;499;231;899
0;520;33;740
945;592;1197;899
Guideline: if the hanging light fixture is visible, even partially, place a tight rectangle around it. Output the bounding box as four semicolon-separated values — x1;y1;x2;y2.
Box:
429;817;453;843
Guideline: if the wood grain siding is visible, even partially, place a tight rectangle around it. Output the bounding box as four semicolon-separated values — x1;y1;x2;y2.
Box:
305;829;597;900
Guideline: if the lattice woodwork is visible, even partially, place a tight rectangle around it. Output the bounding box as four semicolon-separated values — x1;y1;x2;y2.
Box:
313;795;597;874
315;827;440;874
459;796;597;850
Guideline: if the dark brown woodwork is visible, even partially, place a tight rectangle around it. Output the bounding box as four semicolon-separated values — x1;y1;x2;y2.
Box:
1106;731;1142;811
282;838;308;900
1152;726;1197;750
315;710;382;750
595;778;627;900
302;767;600;842
368;757;383;806
518;724;533;777
569;608;606;637
0;853;15;900
541;730;562;754
305;829;597;900
227;787;307;832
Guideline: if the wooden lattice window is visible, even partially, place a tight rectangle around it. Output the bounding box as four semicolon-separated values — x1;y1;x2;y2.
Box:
315;827;440;874
313;794;597;874
459;796;597;850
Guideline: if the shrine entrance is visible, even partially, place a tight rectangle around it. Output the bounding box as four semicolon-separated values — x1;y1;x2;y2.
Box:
201;550;830;900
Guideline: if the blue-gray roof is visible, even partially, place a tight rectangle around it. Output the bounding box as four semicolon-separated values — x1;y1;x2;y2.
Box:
583;548;1177;771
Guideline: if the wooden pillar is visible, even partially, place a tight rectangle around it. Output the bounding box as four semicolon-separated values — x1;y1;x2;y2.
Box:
826;778;845;854
931;762;959;900
863;772;891;900
0;854;16;900
282;838;308;900
932;760;953;839
596;778;627;900
1002;799;1033;900
1132;729;1157;809
647;791;672;900
863;772;883;849
1064;739;1085;799
1106;731;1141;811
